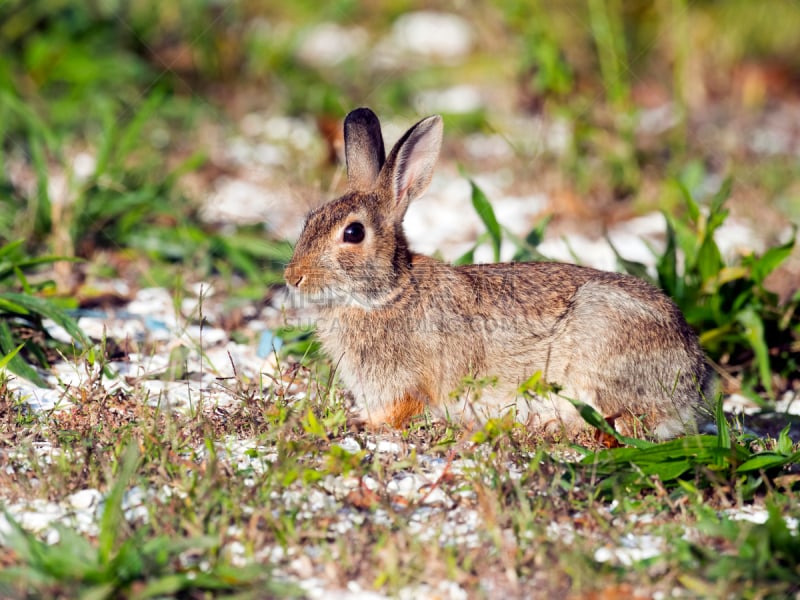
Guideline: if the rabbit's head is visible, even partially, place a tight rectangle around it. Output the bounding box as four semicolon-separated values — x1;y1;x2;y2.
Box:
285;108;443;307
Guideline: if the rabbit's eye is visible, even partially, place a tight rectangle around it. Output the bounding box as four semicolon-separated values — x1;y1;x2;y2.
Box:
343;222;365;244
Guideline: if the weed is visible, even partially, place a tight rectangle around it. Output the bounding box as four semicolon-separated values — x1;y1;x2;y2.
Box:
614;173;798;399
455;178;551;265
0;240;86;385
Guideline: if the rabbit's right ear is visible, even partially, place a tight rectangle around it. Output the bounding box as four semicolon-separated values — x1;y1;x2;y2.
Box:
344;108;386;192
377;114;443;218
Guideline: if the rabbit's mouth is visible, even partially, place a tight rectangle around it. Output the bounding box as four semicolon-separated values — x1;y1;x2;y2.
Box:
285;283;392;310
284;261;396;309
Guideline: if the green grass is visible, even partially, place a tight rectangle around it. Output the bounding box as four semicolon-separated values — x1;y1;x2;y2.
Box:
0;240;86;385
3;377;800;598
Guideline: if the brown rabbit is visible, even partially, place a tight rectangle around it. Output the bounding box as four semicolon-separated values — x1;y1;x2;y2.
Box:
284;108;713;439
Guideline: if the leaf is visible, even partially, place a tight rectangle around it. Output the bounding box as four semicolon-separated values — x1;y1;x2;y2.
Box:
454;245;476;266
469;180;502;263
0;320;46;385
503;228;549;262
0;239;24;261
0;292;88;347
748;233;796;285
302;408;327;439
517;370;545;395
140;535;219;569
28;132;52;238
135;573;202;598
0;296;30;315
116;90;165;170
220;234;295;262
99;443;140;565
736;307;772;395
696;236;724;285
524;214;552;248
0;511;40;565
642;459;692;481
583;435;745;480
164;151;207;187
657;216;680;299
676;178;700;224
566;397;653;450
45;524;99;578
0;90;58;148
715;395;731;450
698;323;734;349
606;234;654;284
737;452;800;473
701;266;748;293
13;266;32;295
0;344;24;369
764;503;800;566
777;425;793;456
109;537;146;581
92;101;118;182
158;345;190;380
708;176;733;224
79;583;116;600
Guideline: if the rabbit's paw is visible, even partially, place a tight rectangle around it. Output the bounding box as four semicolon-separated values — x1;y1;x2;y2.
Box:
361;391;429;430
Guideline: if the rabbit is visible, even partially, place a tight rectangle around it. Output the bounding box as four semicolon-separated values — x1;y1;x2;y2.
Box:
284;107;714;439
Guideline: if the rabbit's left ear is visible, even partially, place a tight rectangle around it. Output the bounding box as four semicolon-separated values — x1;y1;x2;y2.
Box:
379;115;442;215
344;107;386;191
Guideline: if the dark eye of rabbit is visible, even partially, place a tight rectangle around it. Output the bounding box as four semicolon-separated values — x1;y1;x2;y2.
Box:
343;222;365;244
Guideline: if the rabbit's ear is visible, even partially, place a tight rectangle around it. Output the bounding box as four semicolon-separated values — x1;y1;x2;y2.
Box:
344;108;386;191
379;115;443;216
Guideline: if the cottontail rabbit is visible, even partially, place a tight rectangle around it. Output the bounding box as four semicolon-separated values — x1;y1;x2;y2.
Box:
285;108;713;439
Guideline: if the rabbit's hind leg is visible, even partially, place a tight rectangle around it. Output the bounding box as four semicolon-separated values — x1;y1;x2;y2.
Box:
359;389;430;430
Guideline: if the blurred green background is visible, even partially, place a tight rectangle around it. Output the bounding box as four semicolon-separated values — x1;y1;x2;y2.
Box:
2;0;799;260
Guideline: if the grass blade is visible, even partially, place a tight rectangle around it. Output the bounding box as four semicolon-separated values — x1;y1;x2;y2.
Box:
566;397;653;449
98;443;141;565
606;234;655;284
715;395;731;450
28;132;52;238
737;452;800;473
0;239;25;261
708;176;733;223
0;292;87;347
469;179;502;262
736;307;772;395
0;320;45;385
748;232;796;286
657;217;680;299
0;343;24;369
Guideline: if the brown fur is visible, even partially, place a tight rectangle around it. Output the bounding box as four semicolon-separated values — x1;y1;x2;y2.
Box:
284;108;714;440
384;393;428;428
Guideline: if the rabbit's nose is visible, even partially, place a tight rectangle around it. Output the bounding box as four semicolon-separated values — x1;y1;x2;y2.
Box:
284;266;304;288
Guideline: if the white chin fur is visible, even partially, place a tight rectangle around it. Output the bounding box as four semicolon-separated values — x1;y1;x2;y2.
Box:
286;286;385;310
